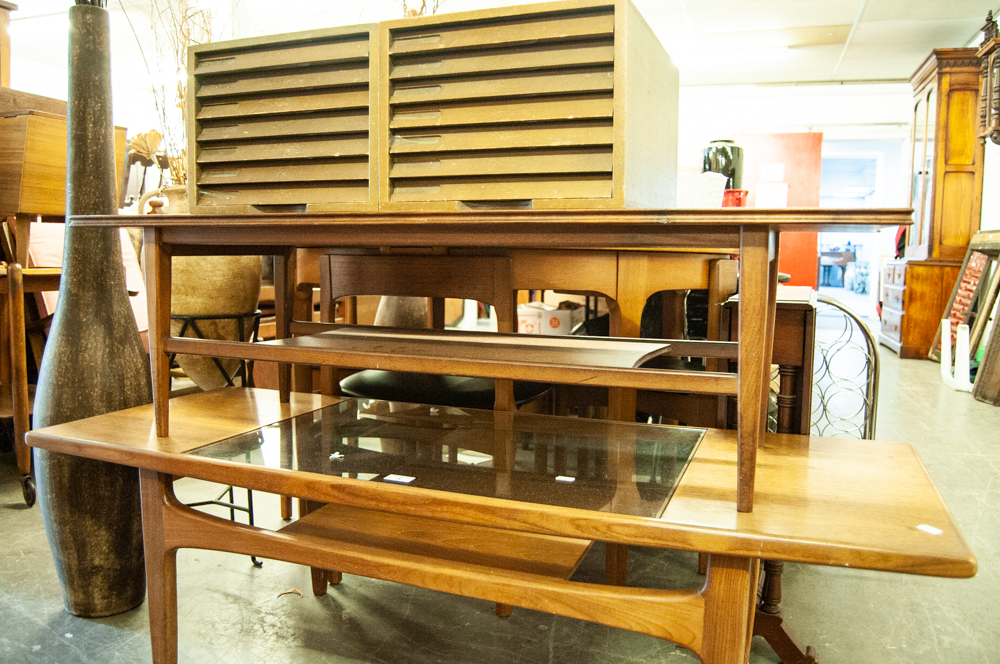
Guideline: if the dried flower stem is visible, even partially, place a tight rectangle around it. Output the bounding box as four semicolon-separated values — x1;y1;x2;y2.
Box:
120;0;218;185
398;0;444;18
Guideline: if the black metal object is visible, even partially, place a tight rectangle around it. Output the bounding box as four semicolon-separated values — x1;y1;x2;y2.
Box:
20;475;35;506
184;448;264;568
170;311;263;567
168;310;262;388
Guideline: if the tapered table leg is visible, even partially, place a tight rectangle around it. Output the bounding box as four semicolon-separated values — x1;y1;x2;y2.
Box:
139;469;178;664
144;228;172;438
273;248;296;403
736;228;779;512
701;553;759;664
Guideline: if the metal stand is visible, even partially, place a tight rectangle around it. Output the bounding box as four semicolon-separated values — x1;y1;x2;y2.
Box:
185;463;264;568
170;310;263;567
168;311;261;388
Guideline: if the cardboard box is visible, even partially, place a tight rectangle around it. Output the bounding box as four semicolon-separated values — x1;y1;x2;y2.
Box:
518;302;573;336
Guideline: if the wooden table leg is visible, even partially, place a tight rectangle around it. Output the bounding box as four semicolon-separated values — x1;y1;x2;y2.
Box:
273;248;296;403
8;265;29;472
607;292;638;581
291;283;315;393
701;554;759;664
776;365;801;434
13;212;31;266
753;560;819;664
317;262;341;398
763;234;781;428
736;228;778;512
605;542;629;586
144;228;172;438
139;469;179;664
493;378;515;617
300;498;341;596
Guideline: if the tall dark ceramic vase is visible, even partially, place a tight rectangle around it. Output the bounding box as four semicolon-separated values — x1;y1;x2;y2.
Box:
33;1;152;618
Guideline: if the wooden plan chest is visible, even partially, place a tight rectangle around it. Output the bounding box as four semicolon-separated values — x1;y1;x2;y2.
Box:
186;0;678;213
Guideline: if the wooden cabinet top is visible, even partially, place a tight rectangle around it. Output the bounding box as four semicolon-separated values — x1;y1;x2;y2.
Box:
910;47;983;89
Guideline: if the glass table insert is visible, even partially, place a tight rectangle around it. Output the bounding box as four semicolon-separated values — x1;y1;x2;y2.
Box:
191;399;704;518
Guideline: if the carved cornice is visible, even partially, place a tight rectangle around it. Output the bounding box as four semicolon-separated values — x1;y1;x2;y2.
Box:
984;10;998;43
910;48;982;89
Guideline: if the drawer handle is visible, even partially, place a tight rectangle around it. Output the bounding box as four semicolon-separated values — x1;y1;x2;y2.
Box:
200;169;241;179
393;109;442;121
393;159;441;171
393;34;442;47
196;55;236;68
392;134;441;146
200;146;238;157
393;184;441;195
393;85;443;98
393;61;444;75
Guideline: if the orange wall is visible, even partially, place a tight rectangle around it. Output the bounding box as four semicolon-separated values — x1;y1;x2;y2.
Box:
734;132;823;288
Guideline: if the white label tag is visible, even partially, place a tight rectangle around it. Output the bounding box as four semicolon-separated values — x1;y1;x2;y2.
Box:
384;474;416;484
555;475;576;483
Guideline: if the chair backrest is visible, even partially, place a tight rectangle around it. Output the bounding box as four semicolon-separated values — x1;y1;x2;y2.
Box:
319;254;515;332
809;294;879;440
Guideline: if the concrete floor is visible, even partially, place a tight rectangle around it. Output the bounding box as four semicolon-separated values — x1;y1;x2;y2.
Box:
1;349;996;663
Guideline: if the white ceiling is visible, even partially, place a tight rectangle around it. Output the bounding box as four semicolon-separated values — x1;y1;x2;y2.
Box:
645;0;995;84
6;0;996;88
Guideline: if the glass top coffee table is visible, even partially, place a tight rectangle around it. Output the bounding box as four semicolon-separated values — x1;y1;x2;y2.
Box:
25;388;976;664
191;399;704;518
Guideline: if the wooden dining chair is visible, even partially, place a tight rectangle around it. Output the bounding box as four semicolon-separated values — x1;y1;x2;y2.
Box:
316;253;549;410
307;253;555;615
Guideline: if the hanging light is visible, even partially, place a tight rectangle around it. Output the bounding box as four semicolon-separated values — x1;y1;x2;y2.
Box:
978;11;1000;145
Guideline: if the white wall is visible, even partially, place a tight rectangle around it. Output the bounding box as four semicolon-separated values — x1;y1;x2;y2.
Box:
677;83;913;173
982;142;1000;231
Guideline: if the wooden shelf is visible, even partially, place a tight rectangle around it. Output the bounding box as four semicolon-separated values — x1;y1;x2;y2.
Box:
281;502;593;580
163;325;739;395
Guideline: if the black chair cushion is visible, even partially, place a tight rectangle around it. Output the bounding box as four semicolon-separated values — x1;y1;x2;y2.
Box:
340;370;550;410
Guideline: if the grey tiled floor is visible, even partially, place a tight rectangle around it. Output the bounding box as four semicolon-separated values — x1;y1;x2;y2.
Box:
1;349;997;663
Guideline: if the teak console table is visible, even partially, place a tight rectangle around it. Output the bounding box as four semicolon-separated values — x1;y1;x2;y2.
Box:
74;208;910;512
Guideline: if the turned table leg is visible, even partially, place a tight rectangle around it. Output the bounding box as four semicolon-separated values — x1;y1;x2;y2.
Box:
754;560;819;664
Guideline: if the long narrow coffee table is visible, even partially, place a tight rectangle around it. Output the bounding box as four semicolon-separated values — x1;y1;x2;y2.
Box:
26;388;976;664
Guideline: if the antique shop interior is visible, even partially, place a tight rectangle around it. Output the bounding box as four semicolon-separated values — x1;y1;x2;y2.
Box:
1;1;999;663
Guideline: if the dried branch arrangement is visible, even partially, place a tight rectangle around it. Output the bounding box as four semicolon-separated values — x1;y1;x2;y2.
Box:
398;0;445;18
121;0;241;185
147;0;211;184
